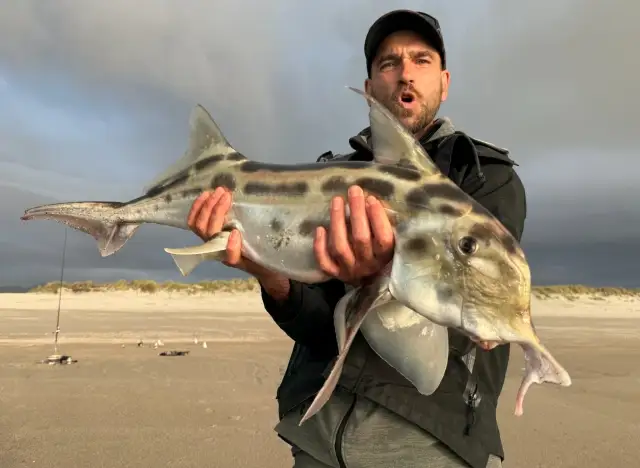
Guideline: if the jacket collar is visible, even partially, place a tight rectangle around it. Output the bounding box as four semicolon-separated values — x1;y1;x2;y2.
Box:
346;117;457;161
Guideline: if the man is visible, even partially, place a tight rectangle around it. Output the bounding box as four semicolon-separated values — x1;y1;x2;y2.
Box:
188;9;526;468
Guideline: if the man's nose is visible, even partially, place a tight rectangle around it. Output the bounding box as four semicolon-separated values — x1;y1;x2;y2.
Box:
399;61;415;83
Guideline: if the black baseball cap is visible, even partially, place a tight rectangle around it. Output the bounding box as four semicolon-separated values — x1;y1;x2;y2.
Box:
364;10;446;76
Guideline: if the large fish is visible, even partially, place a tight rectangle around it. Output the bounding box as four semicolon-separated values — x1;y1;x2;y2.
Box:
20;87;571;419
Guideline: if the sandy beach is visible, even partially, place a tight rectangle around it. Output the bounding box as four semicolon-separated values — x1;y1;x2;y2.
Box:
1;290;639;468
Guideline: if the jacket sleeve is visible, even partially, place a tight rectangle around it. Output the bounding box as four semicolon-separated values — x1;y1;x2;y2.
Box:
471;159;527;242
260;279;345;353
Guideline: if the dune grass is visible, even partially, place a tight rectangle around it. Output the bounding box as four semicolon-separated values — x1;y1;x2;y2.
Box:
25;278;640;300
28;278;261;295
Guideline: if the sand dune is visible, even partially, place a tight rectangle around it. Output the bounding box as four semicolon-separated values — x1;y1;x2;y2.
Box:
1;286;639;467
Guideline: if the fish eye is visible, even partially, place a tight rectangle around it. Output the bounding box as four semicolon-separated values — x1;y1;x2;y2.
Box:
458;236;478;255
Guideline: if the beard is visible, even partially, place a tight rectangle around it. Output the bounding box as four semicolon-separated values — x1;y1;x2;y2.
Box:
372;84;442;135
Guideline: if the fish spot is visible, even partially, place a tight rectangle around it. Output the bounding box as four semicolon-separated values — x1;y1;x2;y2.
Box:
194;154;225;171
438;203;466;217
145;173;190;197
270;218;284;232
405;186;430;209
164;193;173;203
428;183;471;204
355;177;395;200
298;218;330;237
499;231;519;255
378;164;422;181
405;182;469;210
244;181;309;196
226;152;246;161
404;237;431;255
239;161;263;173
467;223;497;249
212;172;237;191
321;176;349;194
299;220;318;237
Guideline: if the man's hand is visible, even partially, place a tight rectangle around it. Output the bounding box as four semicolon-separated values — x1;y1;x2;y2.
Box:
187;188;290;301
476;341;500;351
314;185;395;286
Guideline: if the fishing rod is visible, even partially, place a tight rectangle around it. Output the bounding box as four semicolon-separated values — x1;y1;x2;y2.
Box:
42;227;75;365
53;227;67;354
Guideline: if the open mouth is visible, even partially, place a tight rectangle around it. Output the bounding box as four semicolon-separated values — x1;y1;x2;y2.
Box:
399;92;415;104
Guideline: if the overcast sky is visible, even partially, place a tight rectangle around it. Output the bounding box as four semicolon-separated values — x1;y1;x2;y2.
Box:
1;0;638;288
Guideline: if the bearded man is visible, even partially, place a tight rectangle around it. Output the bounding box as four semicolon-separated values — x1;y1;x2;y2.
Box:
188;9;526;468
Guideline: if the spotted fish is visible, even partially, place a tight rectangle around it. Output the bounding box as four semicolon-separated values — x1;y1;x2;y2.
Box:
20;87;571;419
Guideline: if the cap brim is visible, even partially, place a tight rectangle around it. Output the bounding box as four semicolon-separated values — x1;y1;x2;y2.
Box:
365;10;445;70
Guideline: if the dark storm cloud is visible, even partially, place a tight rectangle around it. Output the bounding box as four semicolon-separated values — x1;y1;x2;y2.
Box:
0;0;638;287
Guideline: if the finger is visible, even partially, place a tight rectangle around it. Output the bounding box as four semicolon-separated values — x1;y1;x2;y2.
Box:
225;229;243;266
194;188;225;238
477;341;498;351
348;186;374;263
314;226;341;277
328;196;356;272
367;196;395;258
206;191;232;237
187;191;211;228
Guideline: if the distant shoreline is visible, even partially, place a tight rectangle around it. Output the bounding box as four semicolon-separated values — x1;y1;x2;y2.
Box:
2;278;637;301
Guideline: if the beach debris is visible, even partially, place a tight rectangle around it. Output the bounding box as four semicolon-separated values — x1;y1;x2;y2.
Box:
20;86;571;419
202;341;207;349
159;350;190;357
39;354;77;365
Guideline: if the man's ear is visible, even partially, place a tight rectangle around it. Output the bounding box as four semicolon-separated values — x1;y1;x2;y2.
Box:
440;70;451;102
364;78;372;95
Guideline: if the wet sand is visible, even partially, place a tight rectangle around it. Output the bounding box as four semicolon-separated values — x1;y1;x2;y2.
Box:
0;291;638;468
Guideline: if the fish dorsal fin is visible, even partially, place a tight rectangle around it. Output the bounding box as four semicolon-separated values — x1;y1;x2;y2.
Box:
348;87;440;176
143;104;236;194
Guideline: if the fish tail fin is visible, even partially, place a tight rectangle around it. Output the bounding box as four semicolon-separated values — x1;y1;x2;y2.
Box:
21;202;141;257
515;339;572;416
164;231;231;276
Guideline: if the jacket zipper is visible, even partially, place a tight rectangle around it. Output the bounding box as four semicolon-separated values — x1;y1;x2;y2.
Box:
334;395;356;468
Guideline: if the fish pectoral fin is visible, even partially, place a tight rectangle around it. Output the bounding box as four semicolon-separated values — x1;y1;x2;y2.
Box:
299;277;393;426
515;341;572;416
360;303;449;396
164;231;231;276
333;287;359;352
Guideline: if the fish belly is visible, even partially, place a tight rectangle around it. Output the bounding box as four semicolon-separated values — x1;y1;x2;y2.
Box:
231;201;330;284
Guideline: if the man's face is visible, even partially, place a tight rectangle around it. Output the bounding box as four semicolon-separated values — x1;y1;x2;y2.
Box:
365;30;450;137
